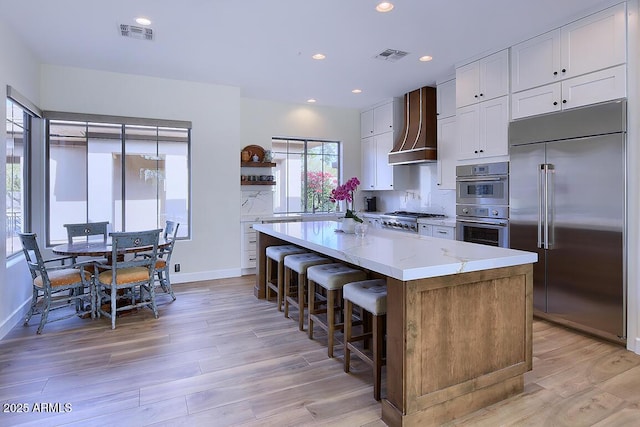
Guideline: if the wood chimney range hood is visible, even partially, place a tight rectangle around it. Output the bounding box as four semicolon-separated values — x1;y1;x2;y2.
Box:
388;86;437;165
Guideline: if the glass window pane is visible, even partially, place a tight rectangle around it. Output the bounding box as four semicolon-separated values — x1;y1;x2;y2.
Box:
48;121;88;244
47;118;190;244
272;138;340;215
6;100;26;255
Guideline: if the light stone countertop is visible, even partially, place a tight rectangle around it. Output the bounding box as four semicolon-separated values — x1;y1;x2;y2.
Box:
417;217;457;227
253;221;537;281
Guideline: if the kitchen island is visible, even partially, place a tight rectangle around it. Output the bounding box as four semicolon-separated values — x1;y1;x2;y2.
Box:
253;221;537;426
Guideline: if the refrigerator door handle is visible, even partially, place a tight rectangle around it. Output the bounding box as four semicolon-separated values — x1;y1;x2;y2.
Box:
538;164;545;248
546;164;555;249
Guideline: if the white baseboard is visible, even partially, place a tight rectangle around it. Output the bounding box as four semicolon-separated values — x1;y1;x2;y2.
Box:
171;268;242;284
0;298;31;341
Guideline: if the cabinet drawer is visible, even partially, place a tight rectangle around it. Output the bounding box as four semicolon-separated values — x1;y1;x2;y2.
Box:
433;226;454;240
243;249;257;268
243;232;257;247
243;222;257;234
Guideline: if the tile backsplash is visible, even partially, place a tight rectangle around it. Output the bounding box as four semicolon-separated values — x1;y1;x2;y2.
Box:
361;164;455;217
241;190;273;215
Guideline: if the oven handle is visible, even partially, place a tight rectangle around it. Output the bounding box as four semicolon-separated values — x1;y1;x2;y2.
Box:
456;218;508;227
456;176;505;183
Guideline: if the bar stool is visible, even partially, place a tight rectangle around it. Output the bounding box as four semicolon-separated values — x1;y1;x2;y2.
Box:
307;263;367;358
343;279;387;400
265;245;307;311
283;253;332;331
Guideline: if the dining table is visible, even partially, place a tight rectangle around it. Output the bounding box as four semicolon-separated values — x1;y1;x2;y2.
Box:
52;238;171;264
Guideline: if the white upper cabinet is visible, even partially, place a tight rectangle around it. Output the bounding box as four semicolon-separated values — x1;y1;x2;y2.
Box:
361;99;399;138
360;98;407;191
373;101;395;135
511;29;561;93
561;2;626;80
361;136;376;190
456;96;509;160
436;79;456;119
360;108;374;138
456;49;509;108
436;115;457;189
512;65;626;119
511;3;626;93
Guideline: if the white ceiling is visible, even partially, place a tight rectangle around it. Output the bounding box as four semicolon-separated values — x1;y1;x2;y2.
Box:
0;0;620;109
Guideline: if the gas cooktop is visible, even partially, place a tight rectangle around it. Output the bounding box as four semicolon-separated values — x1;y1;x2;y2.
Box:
382;211;446;219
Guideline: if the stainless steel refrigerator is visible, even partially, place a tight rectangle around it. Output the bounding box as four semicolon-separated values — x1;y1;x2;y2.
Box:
509;100;626;344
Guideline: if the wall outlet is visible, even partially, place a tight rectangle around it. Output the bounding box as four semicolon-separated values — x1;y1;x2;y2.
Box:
174;263;181;273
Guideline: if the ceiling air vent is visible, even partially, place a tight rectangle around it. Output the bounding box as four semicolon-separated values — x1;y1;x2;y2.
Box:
374;49;409;62
119;24;154;41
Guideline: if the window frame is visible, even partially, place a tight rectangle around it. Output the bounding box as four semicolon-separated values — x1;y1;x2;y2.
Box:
271;137;341;215
5;87;40;259
43;111;192;246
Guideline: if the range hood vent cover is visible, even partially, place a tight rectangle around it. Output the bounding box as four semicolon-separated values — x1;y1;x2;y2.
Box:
374;49;409;62
388;86;437;165
119;24;154;41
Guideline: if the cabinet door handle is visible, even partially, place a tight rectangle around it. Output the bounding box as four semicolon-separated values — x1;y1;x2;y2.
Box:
474;150;478;153
479;93;484;97
553;101;558;106
553;71;558;76
562;100;567;104
474;94;479;98
479;149;484;153
561;68;566;73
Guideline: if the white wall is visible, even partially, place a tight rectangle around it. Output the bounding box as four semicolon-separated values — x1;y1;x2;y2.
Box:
0;19;41;338
39;65;243;284
240;98;361;181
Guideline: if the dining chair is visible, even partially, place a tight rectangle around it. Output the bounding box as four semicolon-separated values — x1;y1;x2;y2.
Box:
63;221;109;264
156;221;179;300
94;228;162;329
134;220;180;300
18;233;94;334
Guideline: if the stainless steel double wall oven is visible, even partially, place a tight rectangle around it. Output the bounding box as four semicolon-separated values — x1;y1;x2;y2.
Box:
456;162;509;247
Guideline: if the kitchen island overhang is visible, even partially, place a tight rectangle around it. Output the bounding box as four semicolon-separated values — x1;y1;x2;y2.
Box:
253;221;537;426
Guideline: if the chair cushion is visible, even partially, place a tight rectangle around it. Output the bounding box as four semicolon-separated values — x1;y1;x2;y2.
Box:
343;279;387;315
284;253;331;273
155;259;167;269
98;267;150;285
265;245;307;262
307;263;367;290
34;269;90;288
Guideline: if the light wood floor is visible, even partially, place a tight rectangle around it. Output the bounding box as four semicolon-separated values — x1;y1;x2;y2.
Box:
1;276;639;426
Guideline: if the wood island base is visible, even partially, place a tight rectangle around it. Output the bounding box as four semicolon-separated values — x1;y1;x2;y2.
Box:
382;264;533;426
253;224;534;427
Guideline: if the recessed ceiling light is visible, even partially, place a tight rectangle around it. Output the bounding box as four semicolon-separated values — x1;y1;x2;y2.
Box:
307;98;317;103
312;53;326;60
419;55;433;62
376;2;394;12
352;89;362;94
135;17;152;26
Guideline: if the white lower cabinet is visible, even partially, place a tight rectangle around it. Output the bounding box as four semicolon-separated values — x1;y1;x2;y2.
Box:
511;64;626;120
241;222;258;269
419;224;455;240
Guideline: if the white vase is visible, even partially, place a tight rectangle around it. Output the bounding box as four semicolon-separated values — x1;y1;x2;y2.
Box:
340;217;357;234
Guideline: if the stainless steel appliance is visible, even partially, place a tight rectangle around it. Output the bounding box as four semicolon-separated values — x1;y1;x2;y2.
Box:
509;99;626;343
380;211;445;233
456;162;509;247
365;196;377;212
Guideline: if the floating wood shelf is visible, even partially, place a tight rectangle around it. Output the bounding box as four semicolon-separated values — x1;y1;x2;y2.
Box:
241;162;276;168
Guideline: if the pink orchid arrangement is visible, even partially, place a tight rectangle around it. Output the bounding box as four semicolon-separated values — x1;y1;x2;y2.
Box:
329;177;363;223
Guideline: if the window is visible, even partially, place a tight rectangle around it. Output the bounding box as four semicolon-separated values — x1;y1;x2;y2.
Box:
46;114;191;245
5;98;33;257
272;137;340;214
